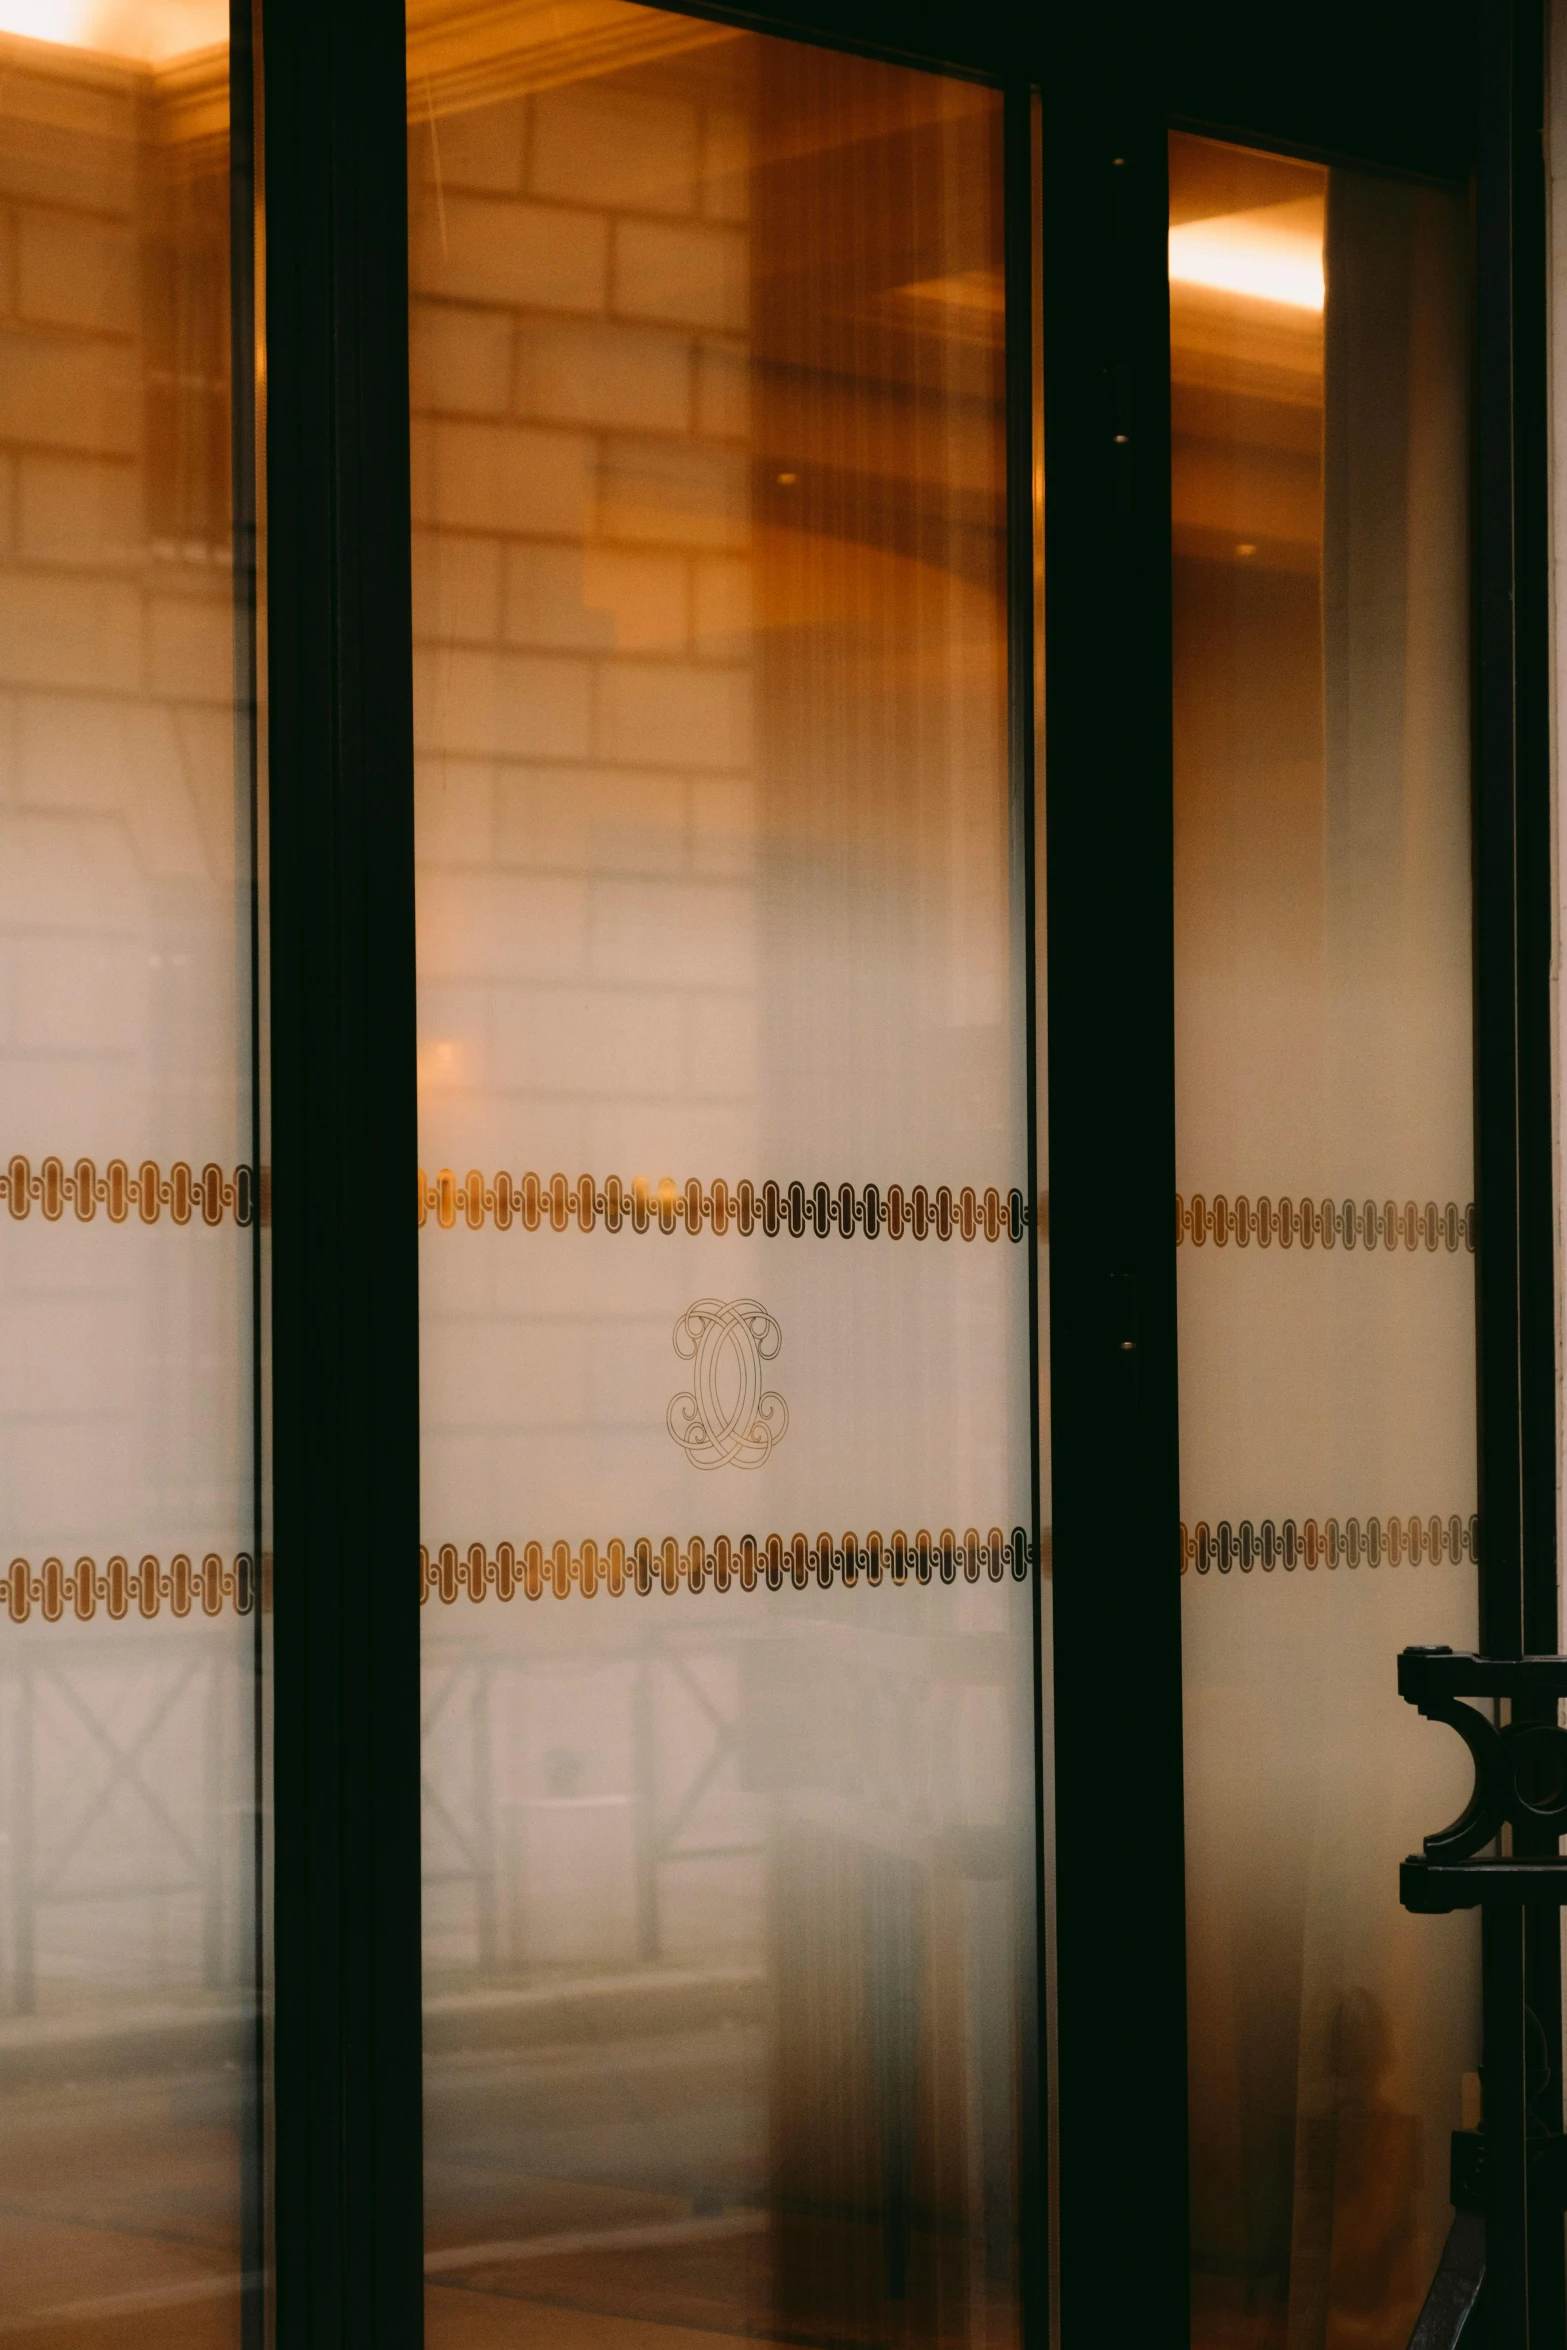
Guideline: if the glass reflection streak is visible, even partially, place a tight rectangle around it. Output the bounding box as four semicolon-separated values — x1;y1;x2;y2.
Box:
410;9;1034;2349
0;9;257;2346
1171;131;1479;2350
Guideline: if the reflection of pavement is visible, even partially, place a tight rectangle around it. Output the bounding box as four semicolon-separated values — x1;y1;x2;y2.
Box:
426;2025;767;2219
425;1966;768;2220
0;2026;247;2348
425;2285;760;2350
421;1968;1006;2350
0;1968;1015;2350
426;1967;774;2348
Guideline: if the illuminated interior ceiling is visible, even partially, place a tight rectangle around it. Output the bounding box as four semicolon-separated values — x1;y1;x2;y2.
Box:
0;0;223;60
1169;136;1327;571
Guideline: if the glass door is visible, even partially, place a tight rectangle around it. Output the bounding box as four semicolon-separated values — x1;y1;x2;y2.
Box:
1170;131;1481;2348
405;8;1042;2346
0;2;261;2340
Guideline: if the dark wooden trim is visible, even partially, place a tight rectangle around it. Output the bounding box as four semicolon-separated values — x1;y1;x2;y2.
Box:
260;0;424;2341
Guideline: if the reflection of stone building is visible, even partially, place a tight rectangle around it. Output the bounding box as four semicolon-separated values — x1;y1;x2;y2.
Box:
0;26;253;2338
1171;134;1479;2349
408;12;1027;2346
0;32;247;1569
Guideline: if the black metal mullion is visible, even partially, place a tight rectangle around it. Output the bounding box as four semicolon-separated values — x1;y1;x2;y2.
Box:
1473;2;1563;2341
1475;0;1527;1689
1041;13;1189;2343
1509;13;1565;2339
261;1;424;2344
1511;0;1556;1691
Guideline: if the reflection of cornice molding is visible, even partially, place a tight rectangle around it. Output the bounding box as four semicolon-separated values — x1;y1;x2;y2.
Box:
148;41;226;160
0;30;226;162
406;0;740;119
1171;286;1322;406
0;24;143;97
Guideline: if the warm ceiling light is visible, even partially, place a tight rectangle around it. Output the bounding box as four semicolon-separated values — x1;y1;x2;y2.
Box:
0;0;225;60
1168;198;1325;313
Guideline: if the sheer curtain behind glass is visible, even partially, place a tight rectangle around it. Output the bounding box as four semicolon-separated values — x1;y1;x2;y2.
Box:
0;5;259;2342
1172;133;1478;2350
408;9;1037;2347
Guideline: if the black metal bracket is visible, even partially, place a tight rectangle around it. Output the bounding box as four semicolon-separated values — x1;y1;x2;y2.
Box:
1398;1647;1567;1912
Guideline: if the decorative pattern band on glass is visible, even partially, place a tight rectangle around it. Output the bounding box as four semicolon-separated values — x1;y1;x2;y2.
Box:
2;1553;256;1623
419;1169;1029;1243
421;1527;1035;1602
1180;1515;1478;1575
1177;1193;1474;1252
0;1155;254;1227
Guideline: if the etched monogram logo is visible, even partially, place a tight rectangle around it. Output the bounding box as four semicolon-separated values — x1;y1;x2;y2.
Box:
667;1299;788;1471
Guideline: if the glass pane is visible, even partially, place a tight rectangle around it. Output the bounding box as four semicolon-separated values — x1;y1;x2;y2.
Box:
0;5;258;2342
407;10;1039;2348
1171;132;1479;2348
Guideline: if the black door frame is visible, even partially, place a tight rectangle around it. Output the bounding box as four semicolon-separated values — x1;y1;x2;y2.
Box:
253;2;1556;2344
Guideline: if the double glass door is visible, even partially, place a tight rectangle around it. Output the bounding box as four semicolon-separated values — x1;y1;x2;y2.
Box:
0;4;1536;2347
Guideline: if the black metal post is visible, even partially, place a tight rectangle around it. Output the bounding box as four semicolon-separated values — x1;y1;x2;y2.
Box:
1041;13;1189;2342
262;0;424;2342
1472;0;1560;2340
1487;1905;1532;2344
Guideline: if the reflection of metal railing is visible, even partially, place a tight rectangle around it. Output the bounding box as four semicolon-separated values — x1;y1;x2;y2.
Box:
0;1634;252;2015
421;1653;500;1968
421;1632;764;1972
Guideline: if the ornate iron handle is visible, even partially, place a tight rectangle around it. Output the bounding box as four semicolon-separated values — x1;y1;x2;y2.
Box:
1398;1647;1567;1912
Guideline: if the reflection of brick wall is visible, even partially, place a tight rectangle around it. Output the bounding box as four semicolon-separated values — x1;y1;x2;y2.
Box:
409;33;1021;1535
0;38;252;2014
410;39;1025;2012
411;50;762;1982
0;39;246;1560
411;56;758;1189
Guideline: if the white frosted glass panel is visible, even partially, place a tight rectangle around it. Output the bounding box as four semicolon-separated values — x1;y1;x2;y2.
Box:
1172;131;1480;2350
0;18;257;2344
410;12;1036;2348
